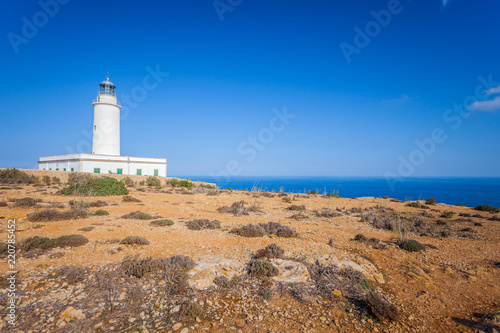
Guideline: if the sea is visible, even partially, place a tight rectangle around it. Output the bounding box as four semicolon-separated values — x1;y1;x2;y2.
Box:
174;176;500;208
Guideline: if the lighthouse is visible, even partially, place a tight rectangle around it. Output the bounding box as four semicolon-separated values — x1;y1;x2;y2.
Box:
92;78;121;156
38;77;167;177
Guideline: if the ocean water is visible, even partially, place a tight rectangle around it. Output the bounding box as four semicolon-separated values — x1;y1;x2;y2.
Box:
176;176;500;208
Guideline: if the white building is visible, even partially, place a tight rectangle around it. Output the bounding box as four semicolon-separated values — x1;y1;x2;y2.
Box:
38;78;167;177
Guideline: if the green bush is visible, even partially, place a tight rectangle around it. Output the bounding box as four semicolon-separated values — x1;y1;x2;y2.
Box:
247;259;279;279
42;175;52;185
440;211;455;218
95;209;110;216
61;177;128;196
123;177;135;187
150;219;174;226
475;205;500;213
146;176;161;187
120;236;150;245
425;198;437;205
0;168;37;184
399;240;425;252
171;179;193;188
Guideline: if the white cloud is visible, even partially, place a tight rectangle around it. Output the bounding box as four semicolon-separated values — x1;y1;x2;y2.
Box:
469;96;500;112
485;85;500;95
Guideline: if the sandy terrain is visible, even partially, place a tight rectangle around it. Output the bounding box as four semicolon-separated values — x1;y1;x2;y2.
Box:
0;171;499;332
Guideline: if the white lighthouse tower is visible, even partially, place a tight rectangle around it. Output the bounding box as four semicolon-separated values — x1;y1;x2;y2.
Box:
92;78;121;156
38;76;167;177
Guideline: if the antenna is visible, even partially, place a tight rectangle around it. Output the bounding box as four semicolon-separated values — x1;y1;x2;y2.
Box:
106;70;109;80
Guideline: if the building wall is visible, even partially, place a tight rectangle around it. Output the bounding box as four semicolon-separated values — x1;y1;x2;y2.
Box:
39;160;166;177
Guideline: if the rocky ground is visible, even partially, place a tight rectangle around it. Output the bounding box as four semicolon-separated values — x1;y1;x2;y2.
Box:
0;173;499;332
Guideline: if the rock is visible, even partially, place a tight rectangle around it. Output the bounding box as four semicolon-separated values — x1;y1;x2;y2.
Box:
180;328;189;333
60;307;76;318
71;310;86;320
171;305;180;313
271;259;310;283
331;289;342;298
172;323;182;331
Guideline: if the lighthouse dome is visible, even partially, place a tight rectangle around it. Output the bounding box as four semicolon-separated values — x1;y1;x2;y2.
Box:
99;77;116;96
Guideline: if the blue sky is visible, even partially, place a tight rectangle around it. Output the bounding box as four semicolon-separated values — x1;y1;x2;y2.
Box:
1;0;499;177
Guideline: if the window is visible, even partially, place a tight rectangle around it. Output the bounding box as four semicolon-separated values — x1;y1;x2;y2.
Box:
63;168;66;171
154;169;159;176
71;168;74;172
43;168;45;170
117;168;123;175
136;169;142;176
49;168;52;170
94;168;100;174
56;168;59;171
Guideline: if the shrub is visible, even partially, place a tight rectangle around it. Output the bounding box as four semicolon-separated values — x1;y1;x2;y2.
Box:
151;219;174;227
171;179;193;188
65;267;86;284
68;173;94;186
436;219;447;225
364;292;400;322
90;200;108;207
78;226;95;232
287;205;306;211
213;275;230;288
440;211;455;218
95;209;109;216
489;215;500;221
315;208;340;218
61;177;128;196
475;205;500;213
122;195;141;202
186;219;221;230
230;224;267;237
405;201;429;209
120;236;150;245
0;168;37;184
217;200;249;215
52;176;61;185
123;176;135;187
254;244;284;259
0;201;7;207
13;197;40;208
425;198;437;205
308;190;318;195
27;208;90;222
328;238;335;247
248;259;279;279
55;235;89;247
42;175;52;185
21;236;57;251
146;176;161;187
399;240;425;252
121;211;153;220
259;222;298;238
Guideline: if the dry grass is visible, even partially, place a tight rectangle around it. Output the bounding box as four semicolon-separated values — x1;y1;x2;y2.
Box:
27;208;90;222
121;211;154;220
230;224;267;237
248;259;279;279
13;197;41;208
364;292;400;322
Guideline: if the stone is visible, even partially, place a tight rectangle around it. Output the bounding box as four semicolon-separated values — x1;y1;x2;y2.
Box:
172;323;182;331
71;310;86;320
180;328;189;333
60;307;76;318
331;289;342;298
271;259;310;283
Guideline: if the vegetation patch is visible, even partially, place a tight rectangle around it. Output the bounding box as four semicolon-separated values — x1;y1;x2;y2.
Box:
230;224;267;237
78;226;95;232
27;208;90;222
95;209;110;216
171;179;193;188
364;292;400;322
122;195;141;202
121;211;154;220
425;198;437;205
217;200;252;215
259;222;298;238
185;219;221;230
120;236;150;245
440;211;455;218
61;177;128;196
405;201;430;209
65;267;86;284
151;219;174;227
399;239;426;252
475;205;500;213
247;259;279;279
0;201;7;207
287;204;306;211
0;168;38;184
55;235;89;247
13;197;41;208
146;176;161;187
254;244;284;259
315;207;341;218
